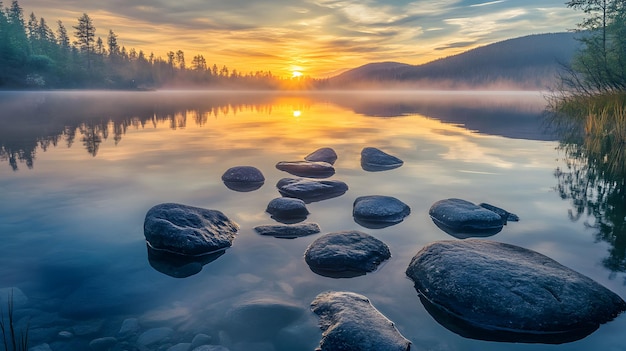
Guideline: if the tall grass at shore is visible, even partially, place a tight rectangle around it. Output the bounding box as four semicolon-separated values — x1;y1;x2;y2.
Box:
0;291;28;351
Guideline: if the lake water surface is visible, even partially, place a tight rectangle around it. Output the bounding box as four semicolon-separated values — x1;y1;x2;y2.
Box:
0;91;624;351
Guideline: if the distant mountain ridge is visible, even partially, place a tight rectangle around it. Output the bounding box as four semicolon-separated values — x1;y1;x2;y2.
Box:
326;32;580;89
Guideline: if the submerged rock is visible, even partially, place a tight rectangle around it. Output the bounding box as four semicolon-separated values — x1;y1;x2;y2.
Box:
277;178;348;203
304;230;391;278
353;195;410;228
266;197;309;223
311;291;411;351
406;240;626;344
276;161;335;178
221;166;265;192
305;147;338;165
361;147;403;171
254;223;321;239
222;297;304;342
144;203;239;256
429;198;503;238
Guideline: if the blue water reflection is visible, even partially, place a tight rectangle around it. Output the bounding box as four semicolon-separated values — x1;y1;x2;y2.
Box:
0;91;624;351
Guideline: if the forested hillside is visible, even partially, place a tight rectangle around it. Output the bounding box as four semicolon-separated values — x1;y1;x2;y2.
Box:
326;33;580;89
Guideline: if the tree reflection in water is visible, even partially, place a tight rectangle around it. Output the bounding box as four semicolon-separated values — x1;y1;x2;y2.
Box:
550;98;626;281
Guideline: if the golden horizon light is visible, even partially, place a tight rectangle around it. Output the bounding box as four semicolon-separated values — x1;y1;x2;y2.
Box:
18;0;582;78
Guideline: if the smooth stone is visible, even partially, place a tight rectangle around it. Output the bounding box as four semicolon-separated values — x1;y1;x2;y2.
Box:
275;161;335;178
190;334;213;349
72;319;104;336
406;239;626;344
58;331;73;339
29;344;53;351
221;166;265;192
265;197;309;222
311;291;411;351
144;203;239;256
118;318;140;337
304;230;391;278
360;147;403;171
222;298;304;342
89;337;118;351
137;327;174;346
304;147;338;165
192;346;230;351
167;343;192;351
276;178;348;203
254;223;321;239
353;195;411;228
429;198;504;238
0;287;28;308
479;202;520;224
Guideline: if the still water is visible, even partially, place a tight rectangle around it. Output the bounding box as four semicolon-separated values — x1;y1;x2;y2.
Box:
0;91;624;350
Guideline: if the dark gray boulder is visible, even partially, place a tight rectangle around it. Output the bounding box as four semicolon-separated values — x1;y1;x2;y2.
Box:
311;291;411;351
406;240;626;344
221;166;265;192
266;197;309;223
429;198;504;238
254;223;320;239
144;203;239;256
275;161;335;178
305;147;338;165
277;178;348;203
361;147;403;171
304;230;391;278
479;202;519;224
353;195;410;228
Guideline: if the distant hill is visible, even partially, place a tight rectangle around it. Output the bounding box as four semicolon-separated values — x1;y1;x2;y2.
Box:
325;32;580;90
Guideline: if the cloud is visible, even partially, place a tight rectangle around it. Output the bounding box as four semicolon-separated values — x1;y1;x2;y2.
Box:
18;0;580;76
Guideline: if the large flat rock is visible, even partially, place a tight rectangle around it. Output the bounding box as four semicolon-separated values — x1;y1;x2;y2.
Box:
429;198;504;237
406;239;626;343
304;230;390;278
277;178;348;203
311;291;411;351
144;203;239;256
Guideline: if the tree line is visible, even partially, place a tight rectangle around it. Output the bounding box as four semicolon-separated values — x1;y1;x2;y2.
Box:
561;0;626;94
0;0;312;89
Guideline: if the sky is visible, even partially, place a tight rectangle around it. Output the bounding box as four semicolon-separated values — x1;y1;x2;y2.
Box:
18;0;582;78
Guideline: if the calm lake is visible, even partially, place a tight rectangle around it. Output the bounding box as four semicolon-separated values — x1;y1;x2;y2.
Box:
0;90;624;351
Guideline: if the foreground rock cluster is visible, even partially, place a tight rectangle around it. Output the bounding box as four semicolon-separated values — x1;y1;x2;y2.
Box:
135;146;625;350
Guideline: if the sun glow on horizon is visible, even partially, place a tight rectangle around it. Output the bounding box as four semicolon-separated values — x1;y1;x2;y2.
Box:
292;71;303;78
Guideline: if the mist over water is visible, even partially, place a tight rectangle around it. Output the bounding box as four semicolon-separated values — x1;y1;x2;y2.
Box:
0;91;624;351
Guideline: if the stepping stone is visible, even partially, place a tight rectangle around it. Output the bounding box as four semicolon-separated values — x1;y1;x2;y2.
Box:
304;230;390;278
361;147;403;171
406;239;626;343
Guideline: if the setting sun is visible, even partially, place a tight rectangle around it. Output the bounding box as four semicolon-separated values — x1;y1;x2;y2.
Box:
292;71;303;78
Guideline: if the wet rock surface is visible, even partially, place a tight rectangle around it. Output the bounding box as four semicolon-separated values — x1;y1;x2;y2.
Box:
429;198;504;237
311;291;411;351
406;239;626;344
304;147;338;165
304;230;391;278
265;197;309;223
353;195;410;228
361;147;404;171
254;223;321;239
144;203;239;256
478;202;519;224
221;166;265;192
276;178;348;203
275;161;335;178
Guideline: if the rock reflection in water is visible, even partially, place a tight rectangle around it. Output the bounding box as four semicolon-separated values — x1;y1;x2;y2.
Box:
147;244;226;278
